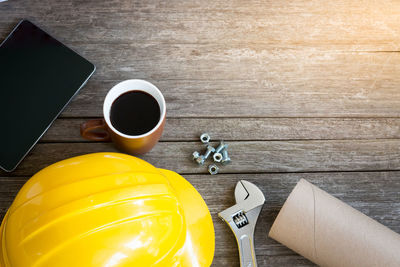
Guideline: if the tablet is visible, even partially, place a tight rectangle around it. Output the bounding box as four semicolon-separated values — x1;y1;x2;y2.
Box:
0;20;95;172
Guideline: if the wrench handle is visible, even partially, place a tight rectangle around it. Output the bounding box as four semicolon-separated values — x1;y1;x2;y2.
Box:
239;234;257;267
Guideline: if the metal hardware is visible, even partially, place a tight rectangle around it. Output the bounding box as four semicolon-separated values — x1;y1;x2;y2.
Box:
200;133;211;144
218;180;265;267
196;155;205;165
208;164;219;175
192;151;205;165
213;152;223;163
215;141;227;154
192;134;230;170
221;149;231;165
192;151;200;160
203;145;215;160
192;145;214;166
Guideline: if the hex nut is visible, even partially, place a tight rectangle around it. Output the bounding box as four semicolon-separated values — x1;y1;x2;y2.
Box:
213;152;223;163
208;164;219;175
200;133;211;144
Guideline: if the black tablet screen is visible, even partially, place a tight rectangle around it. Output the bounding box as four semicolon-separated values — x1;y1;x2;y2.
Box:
0;20;95;171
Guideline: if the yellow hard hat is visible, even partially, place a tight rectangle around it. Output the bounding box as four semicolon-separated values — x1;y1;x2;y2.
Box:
0;153;214;267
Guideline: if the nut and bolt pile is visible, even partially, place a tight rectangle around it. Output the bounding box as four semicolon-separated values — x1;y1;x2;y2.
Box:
192;133;231;175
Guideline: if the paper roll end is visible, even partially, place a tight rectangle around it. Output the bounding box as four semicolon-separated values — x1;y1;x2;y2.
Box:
269;179;400;267
268;179;317;261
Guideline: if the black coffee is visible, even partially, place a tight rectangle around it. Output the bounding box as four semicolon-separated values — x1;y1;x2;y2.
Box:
110;91;161;135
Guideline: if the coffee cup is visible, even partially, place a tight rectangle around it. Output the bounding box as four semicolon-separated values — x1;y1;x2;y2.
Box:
80;79;166;154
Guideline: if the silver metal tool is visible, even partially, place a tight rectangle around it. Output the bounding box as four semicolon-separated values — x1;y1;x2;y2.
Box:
218;180;265;267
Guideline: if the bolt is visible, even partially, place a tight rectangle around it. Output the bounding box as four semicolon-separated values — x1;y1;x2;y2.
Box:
204;145;215;160
200;133;211;144
196;155;205;165
221;149;231;165
192;151;205;165
208;164;219;175
213;152;223;163
192;151;200;160
215;141;228;154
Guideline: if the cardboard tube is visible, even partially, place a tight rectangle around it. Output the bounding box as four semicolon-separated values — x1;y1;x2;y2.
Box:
269;179;400;267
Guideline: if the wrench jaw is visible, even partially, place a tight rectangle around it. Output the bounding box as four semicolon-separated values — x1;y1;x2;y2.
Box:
235;180;265;209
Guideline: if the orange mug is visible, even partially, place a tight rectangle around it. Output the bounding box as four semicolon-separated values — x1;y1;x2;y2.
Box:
80;79;166;154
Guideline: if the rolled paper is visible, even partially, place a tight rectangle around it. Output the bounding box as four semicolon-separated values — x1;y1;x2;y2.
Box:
269;179;400;267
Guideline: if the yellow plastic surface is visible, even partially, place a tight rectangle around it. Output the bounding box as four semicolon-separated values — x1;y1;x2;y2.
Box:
0;153;214;267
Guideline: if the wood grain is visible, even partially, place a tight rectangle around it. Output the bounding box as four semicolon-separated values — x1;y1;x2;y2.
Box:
2;2;400;117
2;172;400;266
1;0;400;265
1;0;400;49
43;118;400;142
1;140;399;177
62;51;400;117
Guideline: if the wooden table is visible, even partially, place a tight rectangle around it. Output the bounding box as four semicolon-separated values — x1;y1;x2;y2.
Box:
1;1;400;266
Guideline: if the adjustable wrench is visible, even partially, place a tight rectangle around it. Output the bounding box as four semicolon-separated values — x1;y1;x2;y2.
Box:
218;180;265;267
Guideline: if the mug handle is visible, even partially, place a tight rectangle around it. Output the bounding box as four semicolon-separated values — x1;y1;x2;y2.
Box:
80;119;111;141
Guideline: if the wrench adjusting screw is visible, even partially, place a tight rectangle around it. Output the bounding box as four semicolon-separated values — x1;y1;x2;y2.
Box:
208;164;219;175
232;211;249;228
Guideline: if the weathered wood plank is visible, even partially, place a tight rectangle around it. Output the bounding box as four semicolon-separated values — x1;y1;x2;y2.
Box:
43;118;400;142
2;172;400;266
61;75;400;118
2;5;400;117
60;43;400;81
55;47;399;117
2;140;400;176
1;0;400;50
